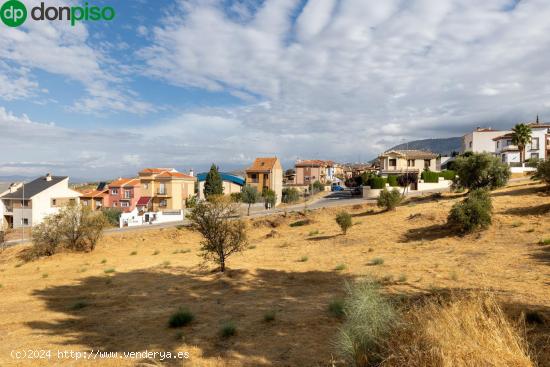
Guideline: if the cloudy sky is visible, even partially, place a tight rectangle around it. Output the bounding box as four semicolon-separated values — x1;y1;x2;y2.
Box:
1;0;549;180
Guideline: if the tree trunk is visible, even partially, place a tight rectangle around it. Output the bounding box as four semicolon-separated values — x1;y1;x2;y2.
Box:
220;257;225;272
247;203;251;216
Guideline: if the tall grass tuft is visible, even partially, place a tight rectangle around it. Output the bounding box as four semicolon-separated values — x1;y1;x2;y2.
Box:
335;279;397;366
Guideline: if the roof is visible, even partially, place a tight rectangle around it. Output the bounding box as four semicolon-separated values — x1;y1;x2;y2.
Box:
295;159;335;167
109;178;140;187
136;196;152;206
196;172;245;186
155;171;195;180
246;157;279;172
379;150;438;159
527;122;550;129
493;133;514;141
79;189;108;198
1;175;67;199
474;127;498;132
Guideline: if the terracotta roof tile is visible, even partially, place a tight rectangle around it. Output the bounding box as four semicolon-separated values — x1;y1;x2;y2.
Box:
246;157;279;172
156;171;195;179
380;149;438;159
109;178;140;187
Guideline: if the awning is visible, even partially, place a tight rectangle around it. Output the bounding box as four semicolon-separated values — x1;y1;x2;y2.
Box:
136;196;151;206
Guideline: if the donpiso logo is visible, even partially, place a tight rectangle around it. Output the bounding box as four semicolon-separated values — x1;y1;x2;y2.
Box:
1;0;115;27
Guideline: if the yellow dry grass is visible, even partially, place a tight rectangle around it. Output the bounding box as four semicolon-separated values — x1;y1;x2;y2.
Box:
0;181;548;366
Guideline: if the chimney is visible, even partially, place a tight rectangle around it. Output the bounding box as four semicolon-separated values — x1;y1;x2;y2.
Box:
9;182;20;193
188;169;194;177
45;173;52;182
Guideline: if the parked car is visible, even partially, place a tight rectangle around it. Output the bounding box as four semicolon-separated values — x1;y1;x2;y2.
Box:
331;184;345;192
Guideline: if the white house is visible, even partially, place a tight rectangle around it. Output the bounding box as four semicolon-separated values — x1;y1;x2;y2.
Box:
0;174;81;229
526;122;550;161
494;133;520;165
462;127;510;154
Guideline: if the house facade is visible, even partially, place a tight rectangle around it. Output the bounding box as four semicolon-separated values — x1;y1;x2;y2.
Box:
79;188;110;211
294;160;342;185
108;178;141;212
138;168;196;212
494;121;550;165
379;150;438;176
245;157;283;205
462;127;510;154
0;174;81;229
196;172;245;200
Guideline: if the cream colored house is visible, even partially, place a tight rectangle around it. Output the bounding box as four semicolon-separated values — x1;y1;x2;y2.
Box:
138;168;196;212
0;174;81;229
196;172;245;200
462;127;510;154
245;157;283;205
379;150;438;176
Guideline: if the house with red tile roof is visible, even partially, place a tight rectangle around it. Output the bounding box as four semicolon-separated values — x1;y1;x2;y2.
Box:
79;188;110;211
108;178;141;212
245;158;283;205
137;168;196;212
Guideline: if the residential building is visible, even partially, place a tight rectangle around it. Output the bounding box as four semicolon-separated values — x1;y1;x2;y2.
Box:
494;121;550;164
379;150;438;175
79;185;110;211
0;174;80;229
283;169;296;185
342;163;377;178
108;178;141;212
462;127;510;154
196;172;245;200
138;168;196;212
294;160;343;185
493;133;520;165
245;157;283;205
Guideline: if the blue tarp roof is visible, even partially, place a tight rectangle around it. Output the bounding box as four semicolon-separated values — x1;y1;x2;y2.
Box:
196;172;245;186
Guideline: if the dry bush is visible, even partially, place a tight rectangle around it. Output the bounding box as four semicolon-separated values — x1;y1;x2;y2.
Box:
383;293;534;367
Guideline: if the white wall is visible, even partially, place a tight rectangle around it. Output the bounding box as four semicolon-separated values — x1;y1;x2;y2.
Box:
29;178;81;227
472;131;510;153
527;128;548;160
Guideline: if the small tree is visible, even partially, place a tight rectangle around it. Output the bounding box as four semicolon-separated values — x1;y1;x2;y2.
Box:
31;213;64;258
453;153;510;191
0;226;11;252
241;185;259;215
511;123;532;163
377;188;402;211
203;164;224;199
335;211;353;235
263;188;277;209
448;189;492;233
532;159;550;189
311;180;325;194
101;207;122;226
397;173;418;195
282;187;300;203
58;205;108;252
188;197;247;272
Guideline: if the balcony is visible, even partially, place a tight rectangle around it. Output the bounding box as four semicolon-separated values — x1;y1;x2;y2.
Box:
156;190;170;197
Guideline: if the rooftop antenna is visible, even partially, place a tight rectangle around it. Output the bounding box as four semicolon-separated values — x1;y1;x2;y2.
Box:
536;114;540;124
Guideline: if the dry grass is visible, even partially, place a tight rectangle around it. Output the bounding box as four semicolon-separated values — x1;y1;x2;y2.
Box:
383;293;534;367
0;181;548;366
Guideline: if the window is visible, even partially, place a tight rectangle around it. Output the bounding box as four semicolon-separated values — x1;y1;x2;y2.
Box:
111;188;118;195
113;202;118;207
143;183;148;189
124;189;131;199
424;159;431;169
407;159;415;167
469;142;472;148
82;200;89;206
158;183;166;195
22;218;29;226
160;199;167;207
51;199;57;207
121;201;129;207
389;159;397;167
531;153;539;160
496;141;500;148
531;137;539;150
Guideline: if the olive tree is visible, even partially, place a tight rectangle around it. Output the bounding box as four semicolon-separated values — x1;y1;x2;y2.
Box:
188;197;248;272
532;159;550;189
241;185;259;215
453;153;510;191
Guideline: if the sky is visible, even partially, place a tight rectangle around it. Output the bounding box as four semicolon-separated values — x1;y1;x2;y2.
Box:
1;0;549;180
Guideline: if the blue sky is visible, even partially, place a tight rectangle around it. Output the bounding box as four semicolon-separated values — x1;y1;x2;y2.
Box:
1;0;549;180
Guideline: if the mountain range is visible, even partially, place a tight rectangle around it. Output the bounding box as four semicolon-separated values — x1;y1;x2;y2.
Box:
386;137;462;156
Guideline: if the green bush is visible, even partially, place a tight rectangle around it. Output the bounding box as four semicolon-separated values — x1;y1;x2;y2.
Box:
311;180;325;193
532;159;550;188
335;211;353;235
453;153;510;190
328;299;345;317
282;187;300;203
229;192;242;202
387;175;399;187
220;321;236;337
101;207;122;226
169;307;195;328
335;279;397;366
439;170;456;180
377;188;402;211
448;189;492;233
368;177;386;189
421;170;440;183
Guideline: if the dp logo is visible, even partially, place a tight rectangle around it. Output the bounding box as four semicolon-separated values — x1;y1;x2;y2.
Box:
1;0;27;27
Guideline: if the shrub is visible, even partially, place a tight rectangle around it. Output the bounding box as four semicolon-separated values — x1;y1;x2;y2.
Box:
263;310;276;322
439;170;456;180
104;268;115;274
329;299;345;317
368;177;386;189
336;211;353;235
189;197;248;272
289;219;311;227
335;279;397;366
298;256;309;262
101;207;122;226
448;189;492;233
531;159;550;189
220;321;236;337
229;192;242;202
377;188;402;211
387;175;399;187
185;195;198;208
241;185;260;216
334;263;347;271
311;180;325;194
421;170;439;183
282;187;300;203
370;258;384;266
169;308;194;328
453;153;510;190
263;189;277;209
71;301;89;310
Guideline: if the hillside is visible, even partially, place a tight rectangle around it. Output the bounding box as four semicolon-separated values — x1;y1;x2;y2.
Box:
0;181;548;366
387;137;462;156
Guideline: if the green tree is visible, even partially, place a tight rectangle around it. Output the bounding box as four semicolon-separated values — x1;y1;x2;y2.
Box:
203;164;224;199
263;188;277;209
241;185;259;216
532;159;550;189
377;188;402;211
282;187;300;203
453;153;510;191
188;197;247;272
335;211;353;235
511;123;532;163
448;189;492;233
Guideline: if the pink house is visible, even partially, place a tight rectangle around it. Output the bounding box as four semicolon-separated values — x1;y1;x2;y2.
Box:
108;178;141;212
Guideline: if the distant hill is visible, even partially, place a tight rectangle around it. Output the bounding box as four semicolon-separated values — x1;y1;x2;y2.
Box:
386;137;462;156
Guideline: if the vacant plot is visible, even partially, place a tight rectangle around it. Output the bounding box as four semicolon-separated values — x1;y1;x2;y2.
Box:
0;181;548;366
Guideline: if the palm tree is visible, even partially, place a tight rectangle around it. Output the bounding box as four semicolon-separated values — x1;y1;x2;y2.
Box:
511;123;532;164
